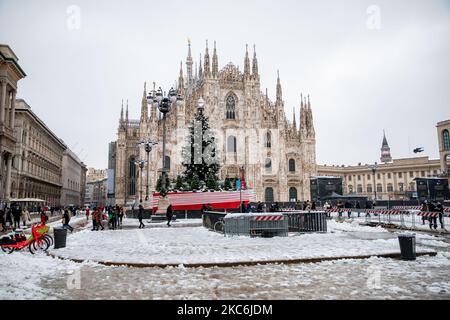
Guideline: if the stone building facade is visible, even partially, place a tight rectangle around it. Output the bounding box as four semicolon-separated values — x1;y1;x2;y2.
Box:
318;156;448;201
10;99;66;206
61;148;87;207
0;44;26;201
437;119;450;180
114;41;317;205
317;128;450;201
84;168;108;207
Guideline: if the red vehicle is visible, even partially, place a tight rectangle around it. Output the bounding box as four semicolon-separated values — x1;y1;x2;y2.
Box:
0;223;53;254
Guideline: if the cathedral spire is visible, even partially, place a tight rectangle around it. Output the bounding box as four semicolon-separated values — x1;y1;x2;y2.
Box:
151;82;157;121
140;82;148;122
293;107;297;129
252;44;259;80
244;44;251;80
198;53;203;79
203;40;211;78
276;70;282;104
306;95;315;138
194;62;198;80
212;40;218;78
125;99;129;123
120;99;124;123
186;39;193;84
178;61;185;96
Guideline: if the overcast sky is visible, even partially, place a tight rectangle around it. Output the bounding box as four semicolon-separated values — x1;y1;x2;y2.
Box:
1;0;449;169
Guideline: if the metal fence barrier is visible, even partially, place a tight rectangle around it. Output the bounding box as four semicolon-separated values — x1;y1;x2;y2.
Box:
283;211;328;233
223;213;288;237
323;208;449;232
203;211;227;231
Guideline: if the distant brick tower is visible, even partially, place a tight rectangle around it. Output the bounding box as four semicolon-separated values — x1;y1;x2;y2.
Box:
380;130;392;163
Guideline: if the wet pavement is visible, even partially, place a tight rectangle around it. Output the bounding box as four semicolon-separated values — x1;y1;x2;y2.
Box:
37;231;450;300
40;253;450;300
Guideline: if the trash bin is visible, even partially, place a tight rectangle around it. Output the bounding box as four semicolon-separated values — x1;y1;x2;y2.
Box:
53;227;68;249
398;233;416;260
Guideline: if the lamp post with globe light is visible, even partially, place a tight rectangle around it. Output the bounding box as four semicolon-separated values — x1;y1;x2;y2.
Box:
368;163;378;204
138;139;158;201
147;87;182;197
134;159;147;203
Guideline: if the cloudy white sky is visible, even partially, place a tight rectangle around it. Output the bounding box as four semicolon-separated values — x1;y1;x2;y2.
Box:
1;0;449;169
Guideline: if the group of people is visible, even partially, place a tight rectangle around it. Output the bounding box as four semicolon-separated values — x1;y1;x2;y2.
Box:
421;200;445;230
87;206;125;231
137;204;174;228
0;202;54;232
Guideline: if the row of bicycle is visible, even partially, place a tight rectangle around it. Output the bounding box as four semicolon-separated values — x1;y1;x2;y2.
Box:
0;223;53;254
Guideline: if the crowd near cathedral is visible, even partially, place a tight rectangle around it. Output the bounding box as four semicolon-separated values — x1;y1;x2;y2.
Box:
113;40;317;204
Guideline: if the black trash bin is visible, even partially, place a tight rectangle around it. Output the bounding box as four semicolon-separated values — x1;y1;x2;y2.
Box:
54;227;68;249
398;233;416;260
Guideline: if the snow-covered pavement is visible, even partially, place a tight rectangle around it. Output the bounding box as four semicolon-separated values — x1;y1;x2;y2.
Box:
47;220;437;265
1;218;450;300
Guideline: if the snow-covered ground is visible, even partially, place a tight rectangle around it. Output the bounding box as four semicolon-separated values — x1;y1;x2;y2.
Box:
2;218;450;300
120;218;202;228
46;220;438;265
331;211;450;233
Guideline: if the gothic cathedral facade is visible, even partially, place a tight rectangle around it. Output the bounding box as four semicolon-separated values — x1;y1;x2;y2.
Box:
114;41;317;205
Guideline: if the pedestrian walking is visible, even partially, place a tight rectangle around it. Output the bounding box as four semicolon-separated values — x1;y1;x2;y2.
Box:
245;202;253;213
256;201;263;213
436;202;445;230
428;201;437;230
421;201;428;225
119;206;124;226
62;210;74;232
86;206;90;221
20;208;31;227
0;201;7;232
166;204;173;227
11;203;21;229
138;205;145;229
40;211;48;225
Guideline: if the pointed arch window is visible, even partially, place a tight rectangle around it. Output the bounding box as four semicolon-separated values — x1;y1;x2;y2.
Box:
265;158;272;173
443;130;450;151
265;187;274;202
265;131;271;148
227;136;237;153
288;159;295;172
128;156;137;196
226;95;236;119
289;187;297;202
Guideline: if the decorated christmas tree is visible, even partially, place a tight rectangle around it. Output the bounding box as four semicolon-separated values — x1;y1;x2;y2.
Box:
181;105;220;190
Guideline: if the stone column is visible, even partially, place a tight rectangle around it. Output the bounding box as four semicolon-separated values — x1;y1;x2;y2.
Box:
5;154;12;200
9;90;16;128
0;80;6;124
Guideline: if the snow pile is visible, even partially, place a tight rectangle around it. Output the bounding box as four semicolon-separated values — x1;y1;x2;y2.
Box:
48;220;436;265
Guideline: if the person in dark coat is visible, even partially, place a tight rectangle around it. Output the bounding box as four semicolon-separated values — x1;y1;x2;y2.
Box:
62;210;74;232
428;201;437;230
421;201;428;225
436;202;445;230
138;205;145;229
166;205;173;227
256;202;263;213
11;203;21;229
245;202;253;213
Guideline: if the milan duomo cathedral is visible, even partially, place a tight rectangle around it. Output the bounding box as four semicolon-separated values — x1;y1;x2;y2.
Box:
114;41;317;205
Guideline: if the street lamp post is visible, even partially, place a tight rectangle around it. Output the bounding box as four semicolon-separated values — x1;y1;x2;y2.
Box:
134;160;147;203
138;139;158;201
368;163;378;204
147;87;182;197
